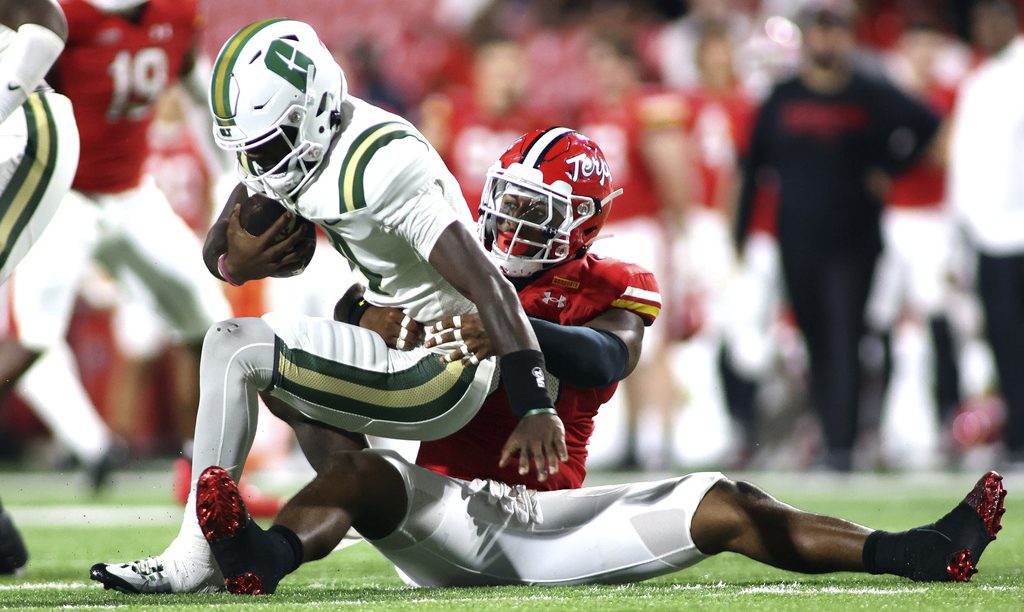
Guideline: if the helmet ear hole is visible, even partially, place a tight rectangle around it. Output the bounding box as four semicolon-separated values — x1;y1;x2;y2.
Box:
316;93;329;116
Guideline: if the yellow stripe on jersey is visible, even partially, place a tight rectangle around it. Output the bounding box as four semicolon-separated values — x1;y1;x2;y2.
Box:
277;348;467;409
0;95;54;263
339;122;410;214
611;298;661;319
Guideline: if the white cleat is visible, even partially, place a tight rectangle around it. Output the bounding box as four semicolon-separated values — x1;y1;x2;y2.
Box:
90;553;224;594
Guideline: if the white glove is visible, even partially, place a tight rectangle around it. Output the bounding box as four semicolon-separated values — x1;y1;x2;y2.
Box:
468;478;544;525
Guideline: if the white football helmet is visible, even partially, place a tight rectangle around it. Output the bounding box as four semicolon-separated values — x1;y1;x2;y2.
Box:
209;19;347;205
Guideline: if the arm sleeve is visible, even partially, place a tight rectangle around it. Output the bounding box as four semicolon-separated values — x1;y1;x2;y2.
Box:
367;136;462;260
529;317;629;389
734;93;775;249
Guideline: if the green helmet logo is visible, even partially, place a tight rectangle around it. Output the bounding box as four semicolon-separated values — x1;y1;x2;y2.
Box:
265;39;314;93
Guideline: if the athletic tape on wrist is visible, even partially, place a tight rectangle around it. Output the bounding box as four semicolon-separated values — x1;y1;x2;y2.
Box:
523;407;557;418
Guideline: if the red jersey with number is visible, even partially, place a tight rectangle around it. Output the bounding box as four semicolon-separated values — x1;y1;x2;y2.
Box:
416;253;661;490
577;89;692;222
56;0;198;193
686;86;755;211
429;88;539;217
887;83;956;209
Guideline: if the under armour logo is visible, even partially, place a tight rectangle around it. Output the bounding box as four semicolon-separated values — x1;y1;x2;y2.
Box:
531;367;546;389
541;291;567;308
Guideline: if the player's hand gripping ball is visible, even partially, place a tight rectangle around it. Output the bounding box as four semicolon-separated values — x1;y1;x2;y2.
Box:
237;193;316;277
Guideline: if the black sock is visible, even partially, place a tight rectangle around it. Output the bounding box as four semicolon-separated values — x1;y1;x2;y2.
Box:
268;524;304;574
862;528;956;582
927;503;991;559
208;519;301;593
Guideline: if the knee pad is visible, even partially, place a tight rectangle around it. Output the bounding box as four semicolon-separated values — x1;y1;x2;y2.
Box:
201;317;276;387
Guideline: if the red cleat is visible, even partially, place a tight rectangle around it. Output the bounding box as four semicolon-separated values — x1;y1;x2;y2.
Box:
196;466;249;543
946;549;978;582
175;458;282;518
963;471;1007;541
225;571;265;595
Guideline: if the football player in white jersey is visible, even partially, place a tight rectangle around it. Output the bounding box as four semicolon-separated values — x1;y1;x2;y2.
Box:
0;0;78;576
91;18;566;593
0;0;77;283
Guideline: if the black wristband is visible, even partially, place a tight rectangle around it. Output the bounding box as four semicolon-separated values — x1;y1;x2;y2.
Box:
500;349;553;418
348;298;371;326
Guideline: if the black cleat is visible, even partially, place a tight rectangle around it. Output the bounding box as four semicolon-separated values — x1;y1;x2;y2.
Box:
0;506;28;575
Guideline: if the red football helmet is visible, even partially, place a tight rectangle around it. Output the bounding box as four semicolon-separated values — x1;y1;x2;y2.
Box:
478;127;623;277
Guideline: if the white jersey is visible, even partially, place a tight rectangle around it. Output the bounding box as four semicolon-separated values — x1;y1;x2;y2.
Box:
0;24;14;56
294;96;476;323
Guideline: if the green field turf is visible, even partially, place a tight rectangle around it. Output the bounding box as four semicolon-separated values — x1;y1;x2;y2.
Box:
1;469;1021;611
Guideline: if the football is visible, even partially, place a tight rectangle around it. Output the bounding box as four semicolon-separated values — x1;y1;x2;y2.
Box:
238;192;317;277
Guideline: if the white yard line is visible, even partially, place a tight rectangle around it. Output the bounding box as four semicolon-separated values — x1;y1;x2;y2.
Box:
5;505;180;527
0;581;92;591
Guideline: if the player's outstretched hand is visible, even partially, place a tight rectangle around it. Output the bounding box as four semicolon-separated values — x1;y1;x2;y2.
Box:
361;308;424;350
499;413;568;483
223;204;311;282
424;314;491;365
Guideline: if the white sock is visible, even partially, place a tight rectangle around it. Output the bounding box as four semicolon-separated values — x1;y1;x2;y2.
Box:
16;341;111;463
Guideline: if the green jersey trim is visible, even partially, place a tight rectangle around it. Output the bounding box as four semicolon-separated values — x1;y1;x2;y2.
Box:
337;122;426;214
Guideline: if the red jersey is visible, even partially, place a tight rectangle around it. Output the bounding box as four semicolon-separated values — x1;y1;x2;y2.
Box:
887;83;956;209
577;89;692;223
686;86;755;211
56;0;199;193
429;88;538;216
416;254;661;491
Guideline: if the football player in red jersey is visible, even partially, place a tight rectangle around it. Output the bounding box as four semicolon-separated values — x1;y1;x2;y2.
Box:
160;130;1004;595
419;35;539;218
0;0;231;488
576;35;692;469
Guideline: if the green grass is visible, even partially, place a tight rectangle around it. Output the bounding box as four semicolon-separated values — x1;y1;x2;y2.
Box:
1;470;1021;610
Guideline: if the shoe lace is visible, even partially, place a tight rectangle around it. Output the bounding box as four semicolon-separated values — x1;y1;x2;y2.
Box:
130;556;164;576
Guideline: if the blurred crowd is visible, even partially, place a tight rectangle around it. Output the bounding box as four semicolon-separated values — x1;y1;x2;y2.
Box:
3;0;1024;484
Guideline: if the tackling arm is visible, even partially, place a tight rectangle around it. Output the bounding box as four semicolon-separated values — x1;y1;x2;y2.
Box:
429;222;542;359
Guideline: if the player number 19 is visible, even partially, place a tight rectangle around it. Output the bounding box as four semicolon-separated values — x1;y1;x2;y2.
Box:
107;48;169;121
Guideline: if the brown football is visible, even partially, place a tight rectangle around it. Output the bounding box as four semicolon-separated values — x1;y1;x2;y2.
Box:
238;193;316;276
